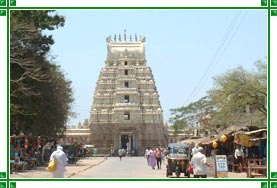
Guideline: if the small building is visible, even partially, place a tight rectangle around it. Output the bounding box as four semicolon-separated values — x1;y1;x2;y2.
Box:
59;122;91;145
166;126;193;144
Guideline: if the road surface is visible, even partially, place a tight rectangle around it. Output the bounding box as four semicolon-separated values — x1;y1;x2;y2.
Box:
71;156;169;178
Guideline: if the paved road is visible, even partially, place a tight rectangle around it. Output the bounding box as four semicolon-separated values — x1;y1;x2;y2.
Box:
70;156;247;179
10;156;247;179
71;156;169;178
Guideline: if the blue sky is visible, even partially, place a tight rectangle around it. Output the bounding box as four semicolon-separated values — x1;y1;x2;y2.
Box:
47;9;267;126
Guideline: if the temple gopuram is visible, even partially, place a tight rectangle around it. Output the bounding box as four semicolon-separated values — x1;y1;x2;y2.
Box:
90;32;165;155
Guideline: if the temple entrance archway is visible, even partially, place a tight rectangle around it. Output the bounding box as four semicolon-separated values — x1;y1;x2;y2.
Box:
119;132;136;154
121;134;129;150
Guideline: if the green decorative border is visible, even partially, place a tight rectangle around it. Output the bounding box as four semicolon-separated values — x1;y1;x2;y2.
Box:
0;173;6;179
272;172;277;178
9;0;16;6
262;0;268;6
272;0;277;6
10;182;16;188
1;0;274;187
272;182;277;188
0;9;6;16
272;9;277;15
0;0;6;6
0;182;6;188
261;182;267;188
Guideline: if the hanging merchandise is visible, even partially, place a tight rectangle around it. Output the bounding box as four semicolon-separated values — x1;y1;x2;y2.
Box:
24;137;28;149
221;135;228;143
16;139;20;150
213;141;218;149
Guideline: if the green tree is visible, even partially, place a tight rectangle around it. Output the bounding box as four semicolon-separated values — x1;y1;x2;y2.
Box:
10;10;73;138
208;60;267;128
170;96;214;133
170;119;186;137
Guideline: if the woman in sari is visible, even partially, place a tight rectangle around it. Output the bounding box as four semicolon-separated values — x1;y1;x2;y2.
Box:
148;148;157;170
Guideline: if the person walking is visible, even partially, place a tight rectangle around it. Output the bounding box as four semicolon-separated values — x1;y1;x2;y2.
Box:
118;148;124;161
145;147;150;165
155;146;163;170
148;148;157;170
49;145;68;178
190;147;210;178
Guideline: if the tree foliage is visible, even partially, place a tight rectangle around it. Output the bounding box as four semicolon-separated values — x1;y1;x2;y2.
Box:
209;60;267;128
170;120;186;137
169;60;267;134
10;10;73;138
170;96;214;135
170;96;212;124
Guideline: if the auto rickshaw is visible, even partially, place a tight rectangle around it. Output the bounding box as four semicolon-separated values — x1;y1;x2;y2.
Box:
166;143;190;178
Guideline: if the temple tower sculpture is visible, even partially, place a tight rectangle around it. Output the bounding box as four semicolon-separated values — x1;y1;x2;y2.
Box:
90;33;164;155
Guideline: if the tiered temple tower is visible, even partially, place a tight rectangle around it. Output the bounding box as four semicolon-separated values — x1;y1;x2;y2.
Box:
90;33;164;155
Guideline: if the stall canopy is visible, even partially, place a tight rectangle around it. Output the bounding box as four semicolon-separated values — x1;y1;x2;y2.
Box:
180;126;267;147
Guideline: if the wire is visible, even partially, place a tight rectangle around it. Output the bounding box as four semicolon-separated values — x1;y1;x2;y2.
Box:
183;10;248;106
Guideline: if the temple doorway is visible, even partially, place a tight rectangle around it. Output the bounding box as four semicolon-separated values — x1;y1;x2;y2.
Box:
119;133;136;154
121;134;129;150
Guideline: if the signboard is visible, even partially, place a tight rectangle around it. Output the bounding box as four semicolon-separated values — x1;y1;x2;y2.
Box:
235;134;252;147
215;155;228;178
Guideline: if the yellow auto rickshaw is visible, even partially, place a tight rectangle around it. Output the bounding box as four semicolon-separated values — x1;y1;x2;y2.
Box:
166;143;190;178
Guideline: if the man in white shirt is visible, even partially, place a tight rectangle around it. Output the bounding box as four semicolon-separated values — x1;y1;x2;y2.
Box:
234;145;244;159
234;144;244;172
191;147;210;178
